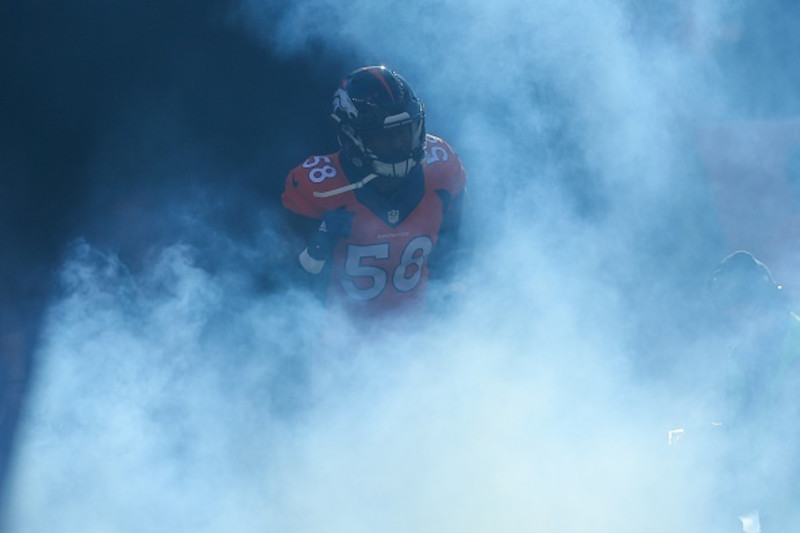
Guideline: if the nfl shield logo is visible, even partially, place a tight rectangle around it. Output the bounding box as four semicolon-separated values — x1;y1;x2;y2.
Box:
387;209;400;224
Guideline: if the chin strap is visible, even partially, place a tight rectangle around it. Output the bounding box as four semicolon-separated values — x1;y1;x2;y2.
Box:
313;173;378;198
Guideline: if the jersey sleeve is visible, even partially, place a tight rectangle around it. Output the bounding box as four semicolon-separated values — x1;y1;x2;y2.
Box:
425;135;467;197
282;167;324;219
281;154;346;219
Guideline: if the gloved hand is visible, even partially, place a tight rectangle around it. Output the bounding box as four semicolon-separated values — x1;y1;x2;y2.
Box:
307;208;354;261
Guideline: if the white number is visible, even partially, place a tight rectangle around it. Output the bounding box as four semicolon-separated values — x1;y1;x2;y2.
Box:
303;156;338;183
302;156;331;168
309;166;337;182
342;244;390;300
342;237;434;300
425;145;449;164
393;236;434;292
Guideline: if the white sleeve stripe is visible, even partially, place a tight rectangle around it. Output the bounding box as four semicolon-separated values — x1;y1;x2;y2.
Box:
312;173;378;198
299;248;326;274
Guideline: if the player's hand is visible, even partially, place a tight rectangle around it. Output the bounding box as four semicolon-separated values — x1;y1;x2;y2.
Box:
307;208;354;261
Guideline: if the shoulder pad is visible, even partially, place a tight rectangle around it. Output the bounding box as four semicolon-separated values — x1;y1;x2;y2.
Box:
423;135;467;194
281;153;350;218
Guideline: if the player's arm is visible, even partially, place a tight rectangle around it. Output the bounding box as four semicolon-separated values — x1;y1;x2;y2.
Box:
282;193;353;283
281;167;329;293
279;208;325;293
428;187;471;282
293;208;354;275
425;136;470;283
283;210;322;261
426;183;473;315
281;207;354;303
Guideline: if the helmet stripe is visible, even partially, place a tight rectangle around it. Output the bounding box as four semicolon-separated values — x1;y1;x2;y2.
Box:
368;69;397;103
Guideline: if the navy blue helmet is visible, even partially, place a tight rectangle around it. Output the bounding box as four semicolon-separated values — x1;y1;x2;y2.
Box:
331;66;426;178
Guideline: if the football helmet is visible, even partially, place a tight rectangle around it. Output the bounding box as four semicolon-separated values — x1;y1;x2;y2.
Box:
708;250;786;312
331;66;426;178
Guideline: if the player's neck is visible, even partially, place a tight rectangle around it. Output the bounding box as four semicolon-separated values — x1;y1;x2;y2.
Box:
371;175;405;195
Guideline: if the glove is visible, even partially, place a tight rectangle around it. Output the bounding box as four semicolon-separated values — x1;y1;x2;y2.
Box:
307;208;354;261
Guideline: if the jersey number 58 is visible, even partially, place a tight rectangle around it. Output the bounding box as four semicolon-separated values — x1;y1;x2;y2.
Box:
341;236;434;300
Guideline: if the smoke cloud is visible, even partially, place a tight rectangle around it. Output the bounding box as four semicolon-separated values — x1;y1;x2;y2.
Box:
5;0;800;531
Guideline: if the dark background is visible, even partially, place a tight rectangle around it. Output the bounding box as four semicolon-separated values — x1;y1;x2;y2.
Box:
0;0;351;515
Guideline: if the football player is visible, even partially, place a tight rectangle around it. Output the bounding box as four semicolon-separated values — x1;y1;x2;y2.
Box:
281;65;468;318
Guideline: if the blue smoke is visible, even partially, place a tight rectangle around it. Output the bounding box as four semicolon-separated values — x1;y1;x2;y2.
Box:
4;0;800;531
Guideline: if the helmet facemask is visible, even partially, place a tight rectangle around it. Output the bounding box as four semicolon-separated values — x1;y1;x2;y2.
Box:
360;114;426;178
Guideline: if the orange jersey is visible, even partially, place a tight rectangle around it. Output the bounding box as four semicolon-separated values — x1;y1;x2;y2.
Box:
282;134;467;315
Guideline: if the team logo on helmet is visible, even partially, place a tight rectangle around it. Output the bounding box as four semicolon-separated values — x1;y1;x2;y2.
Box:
332;88;359;120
